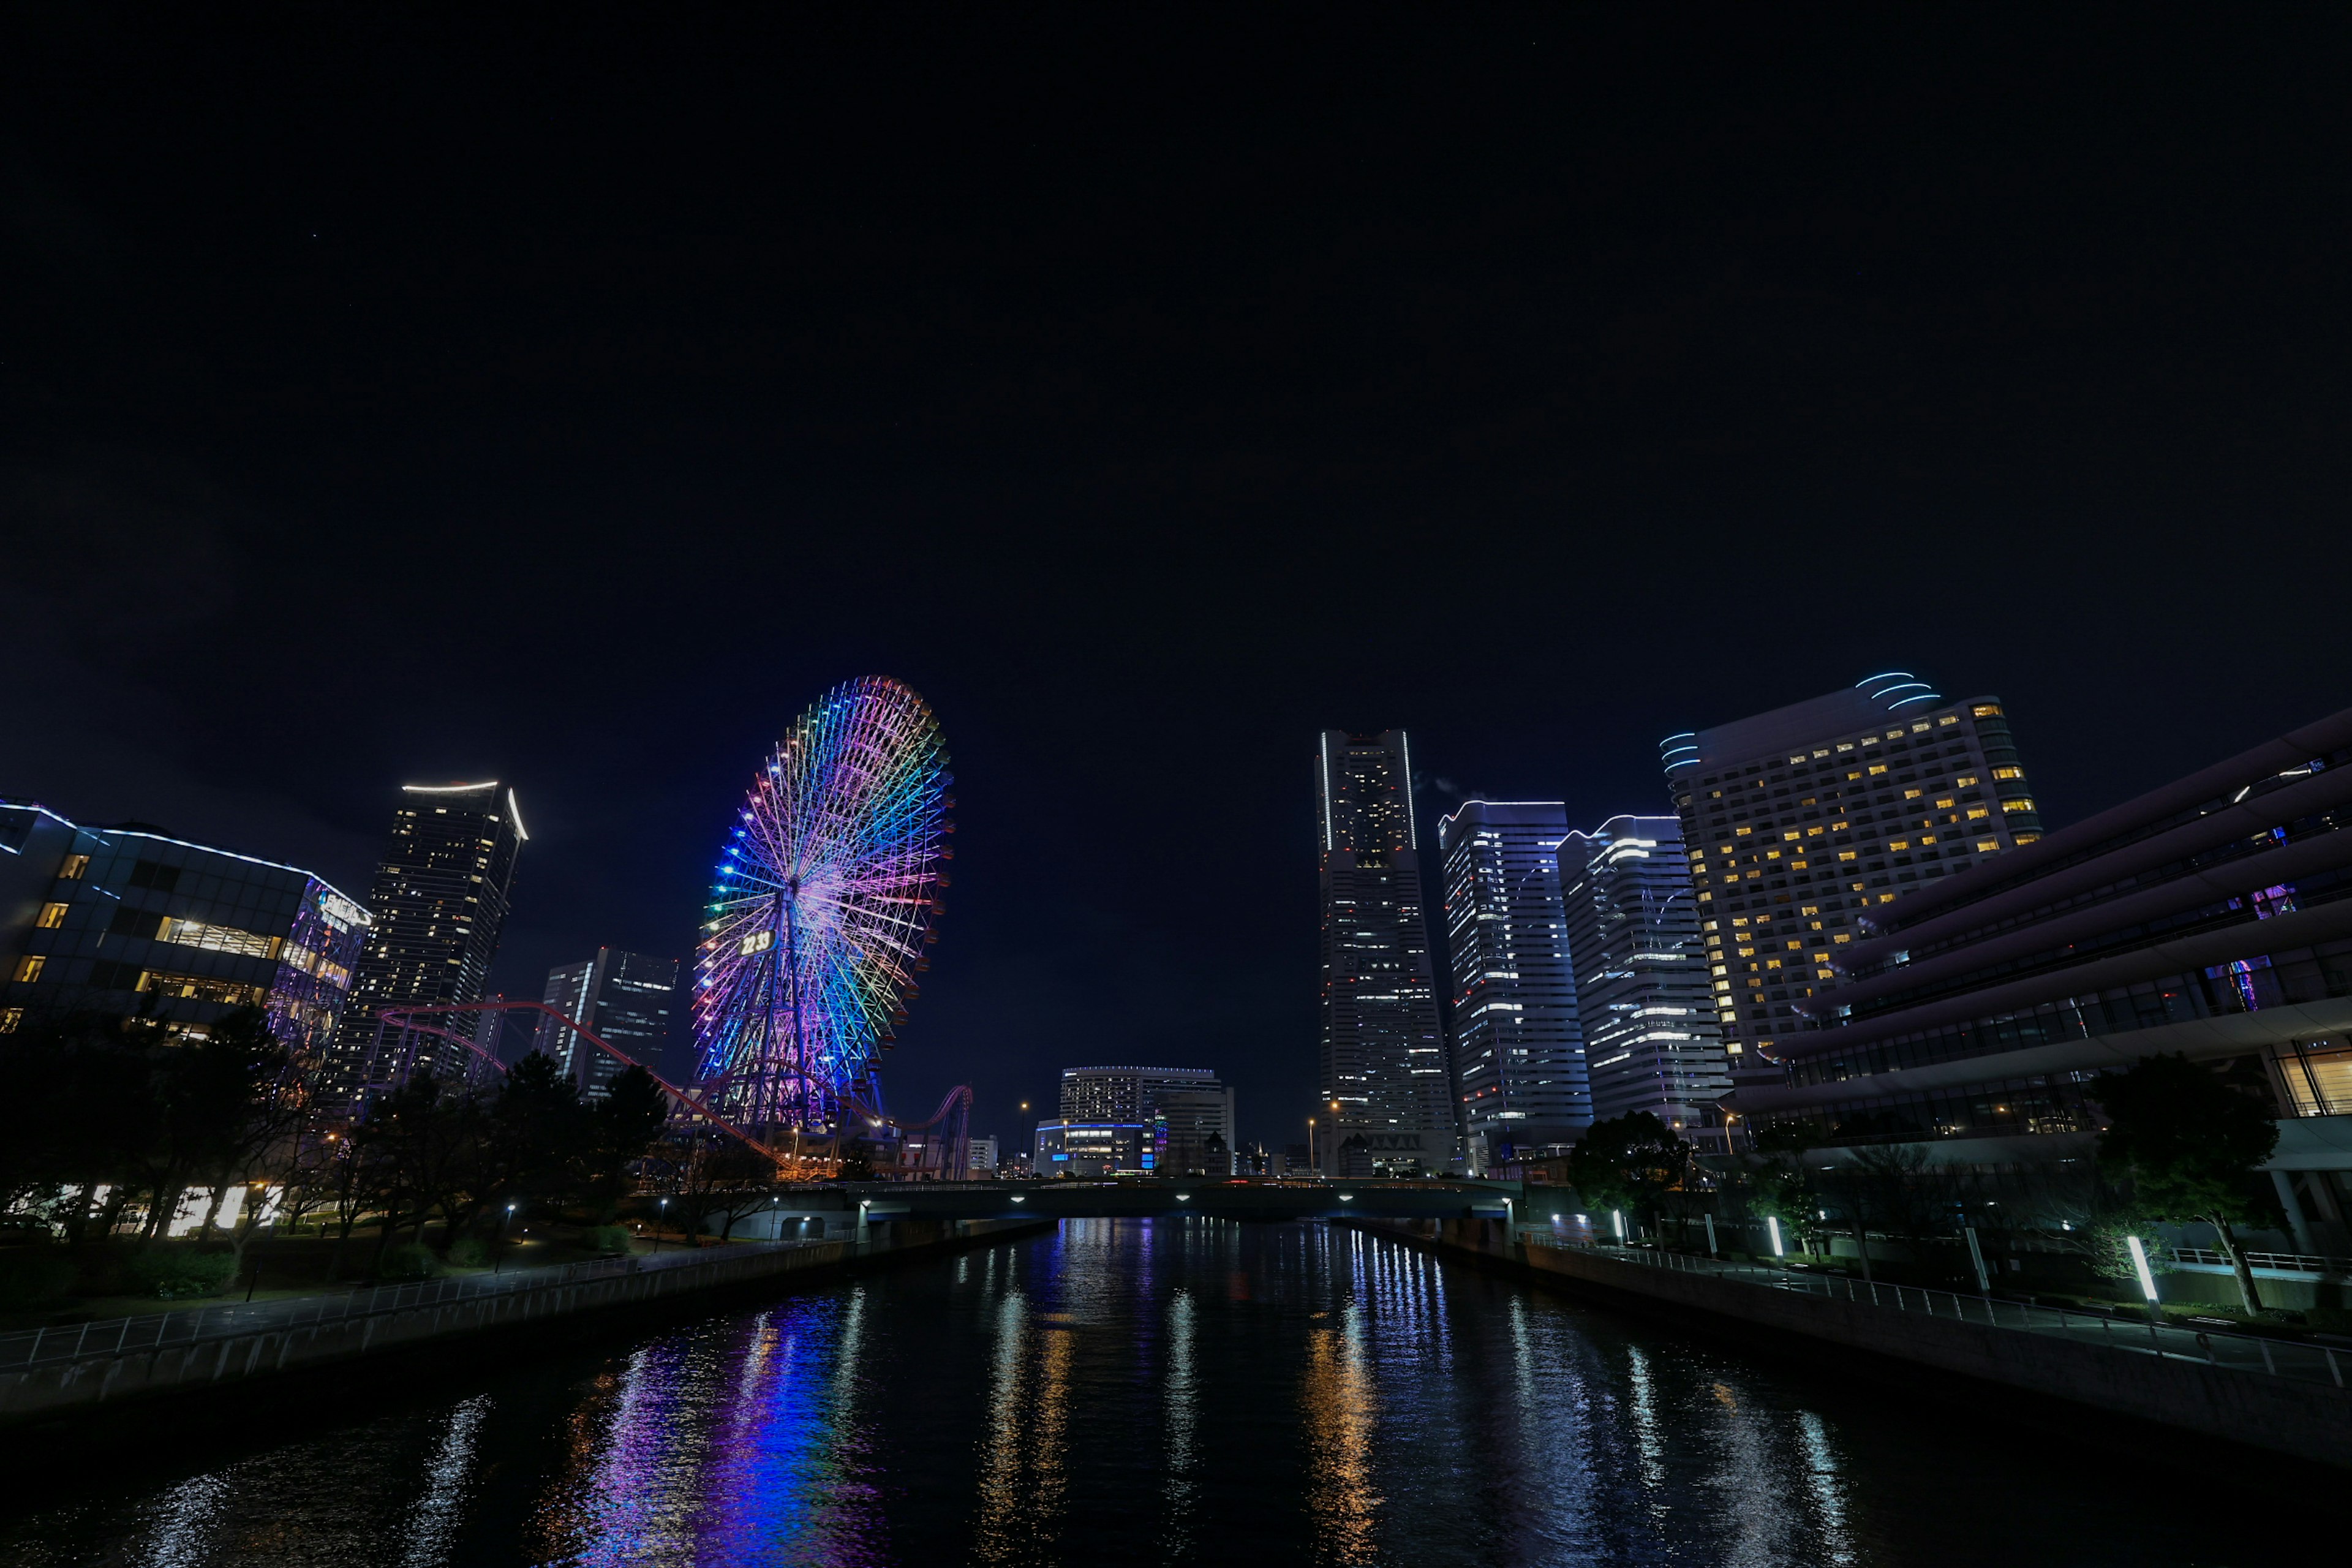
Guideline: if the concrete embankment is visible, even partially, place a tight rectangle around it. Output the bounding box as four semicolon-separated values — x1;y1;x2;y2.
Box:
1347;1218;2352;1469
0;1216;1047;1427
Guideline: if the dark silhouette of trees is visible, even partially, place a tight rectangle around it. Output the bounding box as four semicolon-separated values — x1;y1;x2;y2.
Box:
1566;1113;1692;1236
2097;1053;2283;1311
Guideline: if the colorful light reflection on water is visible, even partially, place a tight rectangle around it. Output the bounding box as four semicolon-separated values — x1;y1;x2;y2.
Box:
0;1221;2299;1567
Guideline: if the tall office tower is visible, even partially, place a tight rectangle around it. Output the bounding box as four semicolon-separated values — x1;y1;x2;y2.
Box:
1556;815;1734;1152
1659;674;2042;1098
1438;800;1589;1172
533;948;679;1099
1316;729;1455;1177
1056;1065;1237;1174
325;782;527;1094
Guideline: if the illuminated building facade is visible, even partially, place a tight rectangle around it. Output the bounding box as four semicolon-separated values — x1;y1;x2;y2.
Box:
1661;674;2041;1098
535;948;678;1099
1557;815;1732;1150
1740;706;2352;1255
324;782;527;1094
1057;1064;1235;1174
1438;799;1588;1171
1033;1118;1160;1176
0;798;370;1060
1316;729;1457;1176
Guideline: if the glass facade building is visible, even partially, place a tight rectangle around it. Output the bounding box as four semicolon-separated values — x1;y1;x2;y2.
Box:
534;948;679;1100
1660;673;2042;1098
1437;800;1588;1170
1;799;371;1065
1056;1065;1235;1175
323;782;527;1096
1557;815;1732;1152
1737;704;2352;1254
1033;1118;1159;1177
1316;729;1456;1177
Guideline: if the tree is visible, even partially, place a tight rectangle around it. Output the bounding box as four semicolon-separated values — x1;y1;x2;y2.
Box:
1566;1113;1692;1237
2096;1054;2282;1312
582;1065;669;1216
1741;1121;1821;1257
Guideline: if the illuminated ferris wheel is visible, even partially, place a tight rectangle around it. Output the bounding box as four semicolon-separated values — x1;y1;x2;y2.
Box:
692;676;951;1139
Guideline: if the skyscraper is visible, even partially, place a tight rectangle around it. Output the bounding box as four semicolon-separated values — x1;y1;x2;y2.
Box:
325;782;527;1093
1557;815;1733;1151
1437;799;1588;1172
1316;729;1455;1177
534;948;679;1099
1660;673;2042;1098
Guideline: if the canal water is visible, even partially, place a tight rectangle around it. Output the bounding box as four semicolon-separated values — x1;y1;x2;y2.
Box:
0;1220;2301;1566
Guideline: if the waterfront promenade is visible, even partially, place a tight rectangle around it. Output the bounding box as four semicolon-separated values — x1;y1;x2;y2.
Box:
0;1218;1047;1425
1351;1217;2352;1467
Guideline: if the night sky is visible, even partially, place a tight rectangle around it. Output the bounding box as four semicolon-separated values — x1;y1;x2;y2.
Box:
7;10;2349;1152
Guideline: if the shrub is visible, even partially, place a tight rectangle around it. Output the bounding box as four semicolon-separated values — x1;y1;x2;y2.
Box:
126;1248;239;1300
446;1237;490;1268
586;1224;632;1256
378;1243;441;1281
0;1248;80;1308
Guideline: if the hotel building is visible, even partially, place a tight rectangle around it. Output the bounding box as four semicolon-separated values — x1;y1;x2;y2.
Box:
1738;705;2352;1258
1661;673;2043;1098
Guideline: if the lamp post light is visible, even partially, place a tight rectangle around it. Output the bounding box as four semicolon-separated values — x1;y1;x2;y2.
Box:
655;1197;669;1253
1767;1216;1785;1258
2127;1235;2163;1322
1612;1209;1626;1243
496;1202;518;1273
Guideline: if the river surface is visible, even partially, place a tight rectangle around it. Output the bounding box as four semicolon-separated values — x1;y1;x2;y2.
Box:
0;1219;2301;1566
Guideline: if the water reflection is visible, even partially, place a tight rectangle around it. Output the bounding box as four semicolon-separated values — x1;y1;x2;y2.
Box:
0;1219;2294;1568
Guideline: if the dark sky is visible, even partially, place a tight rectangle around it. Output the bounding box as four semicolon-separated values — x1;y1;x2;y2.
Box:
7;8;2350;1151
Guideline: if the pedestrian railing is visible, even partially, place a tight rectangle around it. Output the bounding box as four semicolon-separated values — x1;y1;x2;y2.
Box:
1523;1236;2349;1391
2168;1246;2352;1278
0;1237;840;1375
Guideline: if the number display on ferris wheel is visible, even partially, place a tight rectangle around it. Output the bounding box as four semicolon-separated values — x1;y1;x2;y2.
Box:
692;676;951;1136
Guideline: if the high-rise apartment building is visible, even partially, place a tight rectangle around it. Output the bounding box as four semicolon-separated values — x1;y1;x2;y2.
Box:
1438;800;1588;1171
1317;729;1455;1177
1;798;371;1061
1057;1065;1236;1175
1557;815;1733;1150
325;782;527;1095
534;948;678;1099
1660;674;2041;1098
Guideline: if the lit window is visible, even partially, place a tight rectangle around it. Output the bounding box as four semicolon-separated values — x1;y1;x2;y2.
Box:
1992;766;2024;780
1903;788;1922;799
0;1008;19;1033
1967;807;1990;820
58;854;89;881
1975;838;2000;853
1938;715;1958;725
1935;797;1954;809
1973;704;2002;717
1868;764;1888;776
1735;826;1752;836
36;902;69;930
1838;850;1857;861
2014;832;2041;844
1877;892;1897;903
12;956;45;984
2001;798;2035;813
1782;829;1800;842
1725;1041;1743;1054
1832;932;1850;944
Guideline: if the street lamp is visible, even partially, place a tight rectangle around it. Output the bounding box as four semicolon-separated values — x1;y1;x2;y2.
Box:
2127;1235;2163;1322
495;1202;518;1273
655;1197;669;1253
